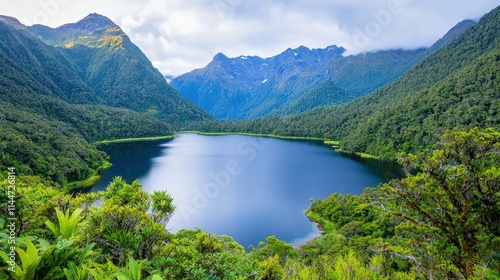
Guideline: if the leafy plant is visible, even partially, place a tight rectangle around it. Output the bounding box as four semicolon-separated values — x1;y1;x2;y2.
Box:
45;208;83;239
12;238;41;280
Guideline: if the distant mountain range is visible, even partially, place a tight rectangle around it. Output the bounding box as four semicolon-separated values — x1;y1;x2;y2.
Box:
172;19;476;120
199;6;499;159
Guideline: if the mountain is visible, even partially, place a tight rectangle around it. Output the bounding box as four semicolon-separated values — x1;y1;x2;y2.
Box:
0;16;179;185
425;19;477;54
171;45;346;119
273;48;427;116
274;81;349;115
207;6;499;159
25;13;213;125
172;19;474;120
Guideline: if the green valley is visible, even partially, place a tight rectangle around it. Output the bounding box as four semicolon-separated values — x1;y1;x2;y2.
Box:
0;3;499;280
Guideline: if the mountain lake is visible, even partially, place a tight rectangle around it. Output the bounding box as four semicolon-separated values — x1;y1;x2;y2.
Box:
90;133;403;249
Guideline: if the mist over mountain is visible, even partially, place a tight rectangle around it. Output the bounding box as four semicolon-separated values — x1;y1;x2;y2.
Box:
199;6;499;160
172;19;476;120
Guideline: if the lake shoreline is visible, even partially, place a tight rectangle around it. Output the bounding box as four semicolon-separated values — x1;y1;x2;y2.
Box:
68;134;178;190
190;131;382;160
69;132;388;195
86;133;399;248
94;134;178;145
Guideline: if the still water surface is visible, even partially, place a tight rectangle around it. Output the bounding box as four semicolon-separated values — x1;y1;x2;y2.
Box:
92;133;402;249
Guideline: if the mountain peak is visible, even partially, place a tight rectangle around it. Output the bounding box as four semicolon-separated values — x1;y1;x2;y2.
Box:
326;45;345;53
82;13;115;25
427;19;476;53
294;45;310;52
58;13;116;34
214;52;229;60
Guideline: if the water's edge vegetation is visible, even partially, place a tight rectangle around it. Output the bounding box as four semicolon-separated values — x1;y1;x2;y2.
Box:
94;134;178;146
1;128;498;279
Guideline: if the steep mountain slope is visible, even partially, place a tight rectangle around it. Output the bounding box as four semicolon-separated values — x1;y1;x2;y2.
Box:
273;48;427;116
171;45;345;119
0;17;98;104
274;81;349;115
172;19;474;120
0;19;173;185
27;14;213;125
200;6;499;159
425;19;477;54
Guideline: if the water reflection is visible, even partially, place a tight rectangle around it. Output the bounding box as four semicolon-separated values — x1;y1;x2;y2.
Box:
89;134;402;249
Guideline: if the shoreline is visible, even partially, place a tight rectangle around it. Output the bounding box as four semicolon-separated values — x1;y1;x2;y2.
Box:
184;131;383;160
68;134;177;191
72;131;382;192
69;130;389;246
93;134;178;145
66;161;112;190
190;131;329;141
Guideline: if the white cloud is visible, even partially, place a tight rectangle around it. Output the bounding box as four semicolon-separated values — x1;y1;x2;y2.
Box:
2;0;499;75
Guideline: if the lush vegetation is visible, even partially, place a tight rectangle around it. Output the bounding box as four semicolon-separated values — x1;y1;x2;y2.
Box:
0;103;107;185
1;128;498;279
271;81;351;115
0;6;498;280
171;18;475;120
189;6;500;161
28;13;213;126
0;17;207;187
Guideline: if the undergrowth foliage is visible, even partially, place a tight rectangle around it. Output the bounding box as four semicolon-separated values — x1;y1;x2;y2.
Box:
0;128;498;279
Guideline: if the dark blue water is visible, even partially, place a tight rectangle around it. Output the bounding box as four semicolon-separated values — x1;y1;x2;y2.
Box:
91;133;402;249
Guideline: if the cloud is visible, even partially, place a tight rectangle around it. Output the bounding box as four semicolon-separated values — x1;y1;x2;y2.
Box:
2;0;499;75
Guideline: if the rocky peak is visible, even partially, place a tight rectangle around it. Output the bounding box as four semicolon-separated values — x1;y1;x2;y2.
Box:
57;13;116;35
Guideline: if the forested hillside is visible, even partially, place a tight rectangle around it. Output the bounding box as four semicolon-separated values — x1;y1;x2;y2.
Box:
0;20;173;185
26;14;212;125
172;19;474;120
194;6;500;160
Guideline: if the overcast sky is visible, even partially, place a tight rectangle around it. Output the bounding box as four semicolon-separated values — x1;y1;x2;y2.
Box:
2;0;499;76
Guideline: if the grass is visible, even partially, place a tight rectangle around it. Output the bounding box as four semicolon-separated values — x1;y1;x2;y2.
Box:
94;134;177;145
193;131;328;141
336;149;380;160
323;140;340;149
66;161;112;190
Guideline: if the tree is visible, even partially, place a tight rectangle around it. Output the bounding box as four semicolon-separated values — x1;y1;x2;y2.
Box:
380;128;500;278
